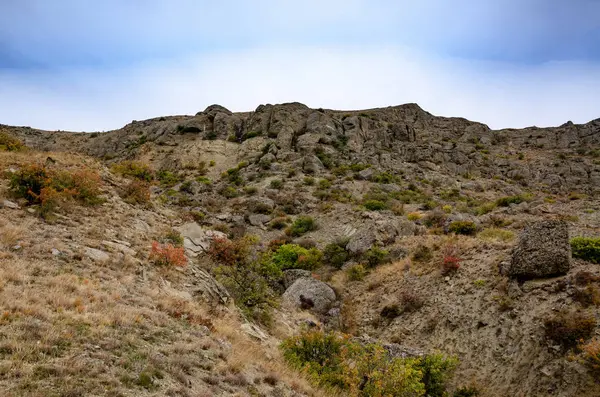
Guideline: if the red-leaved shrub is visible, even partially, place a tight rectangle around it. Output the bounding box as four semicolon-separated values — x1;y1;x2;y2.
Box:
150;241;187;267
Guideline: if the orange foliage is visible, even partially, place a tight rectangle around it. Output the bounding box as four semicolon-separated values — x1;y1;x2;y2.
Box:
150;241;187;267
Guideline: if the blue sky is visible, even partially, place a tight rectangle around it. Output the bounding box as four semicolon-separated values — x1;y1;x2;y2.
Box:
1;1;600;131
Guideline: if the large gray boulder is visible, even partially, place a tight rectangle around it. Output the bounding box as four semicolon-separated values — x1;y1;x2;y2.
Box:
346;228;377;255
509;220;570;279
282;278;336;315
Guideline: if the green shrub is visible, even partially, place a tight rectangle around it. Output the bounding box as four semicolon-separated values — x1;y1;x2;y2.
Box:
270;244;322;271
208;236;281;324
475;201;497;215
164;229;184;247
323;241;349;269
347;264;367;281
363;247;390;268
415;354;458;397
286;216;317;237
363;199;387;211
571;237;600;264
281;330;457;396
544;310;596;349
303;177;315;186
270;179;284;189
0;131;26;151
412;244;433;263
495;195;526;207
479;228;515;242
448;221;477;236
157;170;181;187
373;172;396;184
268;217;288;230
219;186;240;198
111;160;154;181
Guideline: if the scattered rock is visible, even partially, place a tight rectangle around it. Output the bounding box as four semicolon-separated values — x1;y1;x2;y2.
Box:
84;247;110;263
248;214;270;227
2;200;19;209
509;220;570;279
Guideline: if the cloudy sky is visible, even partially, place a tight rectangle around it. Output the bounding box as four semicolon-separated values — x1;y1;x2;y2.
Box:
1;1;599;131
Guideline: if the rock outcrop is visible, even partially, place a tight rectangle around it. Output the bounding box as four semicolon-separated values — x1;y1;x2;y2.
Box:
509;220;571;278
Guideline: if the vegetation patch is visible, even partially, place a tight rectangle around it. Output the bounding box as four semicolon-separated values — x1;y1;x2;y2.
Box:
111;160;155;181
0;130;26;151
8;163;104;218
544;310;596;349
281;330;457;396
270;244;323;271
286;216;317;237
571;237;600;264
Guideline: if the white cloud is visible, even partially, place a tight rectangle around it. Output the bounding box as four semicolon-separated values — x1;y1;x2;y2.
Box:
1;46;599;131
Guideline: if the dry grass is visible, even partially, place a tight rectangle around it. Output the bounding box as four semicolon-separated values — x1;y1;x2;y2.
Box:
0;148;325;397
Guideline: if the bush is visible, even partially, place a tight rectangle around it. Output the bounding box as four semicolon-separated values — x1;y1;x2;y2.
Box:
407;212;422;221
269;179;284;189
111;160;154;181
0;131;26;151
373;172;396;184
412;244;433;263
401;288;424;313
380;304;402;320
544;310;596;349
571;237;600;264
209;237;281;324
363;247;390;268
157;170;181;187
281;330;457;396
149;241;187;267
164;229;184;247
9;164;104;216
347;264;367;281
448;221;477;236
8;163;50;203
286;216;317;237
122;180;151;205
478;228;515;242
580;338;600;374
363;200;387;211
323;241;349;269
270;244;323;271
416;353;458;397
495;195;526;207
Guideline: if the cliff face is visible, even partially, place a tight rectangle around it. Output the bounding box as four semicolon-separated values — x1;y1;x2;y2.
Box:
5;102;600;193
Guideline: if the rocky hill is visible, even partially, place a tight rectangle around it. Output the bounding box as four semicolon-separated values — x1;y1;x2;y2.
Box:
1;102;599;397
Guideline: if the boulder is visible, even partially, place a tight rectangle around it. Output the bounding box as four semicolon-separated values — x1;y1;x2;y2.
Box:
283;269;312;289
248;214;270;226
282;278;336;315
346;229;377;255
509;220;570;279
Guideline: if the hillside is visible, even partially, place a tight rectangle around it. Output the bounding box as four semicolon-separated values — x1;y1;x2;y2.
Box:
1;102;599;397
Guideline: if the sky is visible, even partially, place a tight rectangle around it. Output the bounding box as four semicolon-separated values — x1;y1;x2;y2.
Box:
1;1;600;131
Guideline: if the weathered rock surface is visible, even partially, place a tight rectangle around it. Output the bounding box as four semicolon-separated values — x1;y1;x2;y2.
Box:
282;277;336;315
509;220;571;278
176;223;227;256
